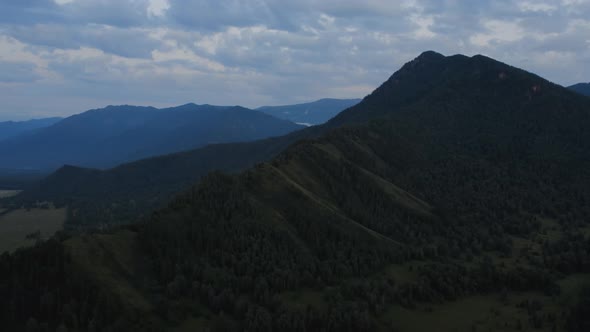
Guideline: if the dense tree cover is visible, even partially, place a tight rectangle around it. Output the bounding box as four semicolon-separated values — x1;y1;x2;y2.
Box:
566;285;590;331
0;237;147;332
6;127;319;228
1;52;590;331
568;82;590;97
131;116;587;329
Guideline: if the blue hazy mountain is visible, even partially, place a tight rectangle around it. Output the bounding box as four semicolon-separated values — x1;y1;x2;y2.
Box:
256;98;361;125
0;117;62;142
0;104;303;170
568;82;590;96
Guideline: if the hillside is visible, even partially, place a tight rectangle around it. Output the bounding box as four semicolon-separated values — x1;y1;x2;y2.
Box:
12;125;328;228
0;168;49;190
2;51;590;331
0;117;62;142
0;104;302;170
569;82;590;96
14;132;306;227
11;52;590;229
257;98;361;125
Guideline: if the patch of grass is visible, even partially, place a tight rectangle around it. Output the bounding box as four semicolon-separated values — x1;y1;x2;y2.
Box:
279;289;327;310
385;262;426;284
64;230;152;312
533;217;563;243
557;273;590;307
173;316;210;332
0;207;66;253
0;190;21;199
381;293;560;332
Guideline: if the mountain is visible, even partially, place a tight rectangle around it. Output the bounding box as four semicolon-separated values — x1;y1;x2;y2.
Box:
2;51;590;331
12;51;590;229
257;98;361;125
0;169;48;190
0;117;62;142
0;104;302;170
568;82;590;96
14;125;324;227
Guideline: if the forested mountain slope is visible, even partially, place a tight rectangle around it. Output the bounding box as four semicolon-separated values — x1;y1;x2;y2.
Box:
12;126;323;228
2;51;590;331
10;51;590;229
18;52;580;227
0;104;302;170
568;82;590;96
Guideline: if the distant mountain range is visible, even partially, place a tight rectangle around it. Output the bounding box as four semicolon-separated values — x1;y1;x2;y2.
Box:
256;98;361;125
568;82;590;96
0;117;62;142
0;104;302;170
0;99;357;171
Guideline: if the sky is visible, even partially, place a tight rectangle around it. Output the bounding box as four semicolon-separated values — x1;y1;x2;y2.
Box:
1;0;589;120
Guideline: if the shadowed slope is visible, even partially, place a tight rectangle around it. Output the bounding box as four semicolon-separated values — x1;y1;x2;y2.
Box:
3;51;590;331
569;82;590;97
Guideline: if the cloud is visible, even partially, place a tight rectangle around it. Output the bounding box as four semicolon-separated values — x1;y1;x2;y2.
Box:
0;61;41;83
0;0;589;121
7;24;163;58
0;0;159;27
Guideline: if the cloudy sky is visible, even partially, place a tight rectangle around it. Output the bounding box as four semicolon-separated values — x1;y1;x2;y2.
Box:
1;0;589;120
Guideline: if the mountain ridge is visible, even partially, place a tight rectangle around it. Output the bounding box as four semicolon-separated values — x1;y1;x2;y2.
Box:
12;51;590;229
3;51;590;331
0;117;62;142
0;103;303;170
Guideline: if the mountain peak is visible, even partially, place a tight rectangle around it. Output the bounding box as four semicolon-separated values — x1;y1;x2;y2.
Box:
399;50;448;72
415;50;445;61
329;50;572;126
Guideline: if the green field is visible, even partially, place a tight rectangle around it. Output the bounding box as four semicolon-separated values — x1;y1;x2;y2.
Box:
0;190;21;199
382;293;554;332
0;207;66;253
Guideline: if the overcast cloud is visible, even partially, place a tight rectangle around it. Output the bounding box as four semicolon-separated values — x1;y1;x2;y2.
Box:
0;0;589;120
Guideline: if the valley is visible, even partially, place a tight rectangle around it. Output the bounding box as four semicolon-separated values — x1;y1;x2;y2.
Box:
257;98;362;125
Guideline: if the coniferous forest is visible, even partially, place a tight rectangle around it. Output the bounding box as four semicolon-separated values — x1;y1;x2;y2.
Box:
1;52;590;331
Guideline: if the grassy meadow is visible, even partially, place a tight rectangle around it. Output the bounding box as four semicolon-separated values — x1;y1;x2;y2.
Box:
0;207;66;253
0;190;21;199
